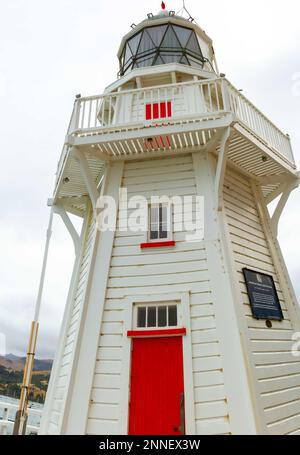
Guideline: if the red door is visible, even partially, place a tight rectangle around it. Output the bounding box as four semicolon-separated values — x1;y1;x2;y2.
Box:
128;336;185;435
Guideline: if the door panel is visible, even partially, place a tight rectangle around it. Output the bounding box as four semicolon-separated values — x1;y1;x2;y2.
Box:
128;336;185;435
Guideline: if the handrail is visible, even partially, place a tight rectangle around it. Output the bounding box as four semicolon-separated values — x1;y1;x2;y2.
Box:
82;77;219;101
73;78;227;131
225;80;294;163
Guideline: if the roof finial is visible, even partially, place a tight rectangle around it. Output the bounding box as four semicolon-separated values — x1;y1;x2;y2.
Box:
161;1;166;10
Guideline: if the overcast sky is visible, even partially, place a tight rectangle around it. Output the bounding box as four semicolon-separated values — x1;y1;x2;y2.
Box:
0;0;299;359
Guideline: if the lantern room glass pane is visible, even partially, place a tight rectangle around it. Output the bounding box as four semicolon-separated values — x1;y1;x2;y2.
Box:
180;55;190;65
146;25;168;46
137;31;156;55
136;56;155;68
160;25;181;49
124;44;132;65
186;32;202;56
160;54;182;64
173;25;192;47
154;55;165;65
128;32;142;54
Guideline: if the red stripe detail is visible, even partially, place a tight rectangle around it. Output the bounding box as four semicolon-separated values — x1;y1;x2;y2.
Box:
127;328;186;338
145;104;152;120
167;101;172;117
153;103;159;119
140;241;176;249
160;102;166;118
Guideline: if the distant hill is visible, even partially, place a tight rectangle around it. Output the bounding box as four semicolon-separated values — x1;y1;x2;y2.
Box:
0;354;52;372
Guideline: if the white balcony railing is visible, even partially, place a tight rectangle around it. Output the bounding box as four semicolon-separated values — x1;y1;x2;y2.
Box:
72;78;227;132
59;78;294;176
225;81;295;164
0;401;42;435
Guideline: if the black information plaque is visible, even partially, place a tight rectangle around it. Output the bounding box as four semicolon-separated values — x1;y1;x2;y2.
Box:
243;268;284;321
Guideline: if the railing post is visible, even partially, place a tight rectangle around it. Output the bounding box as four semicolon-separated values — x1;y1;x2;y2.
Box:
73;97;81;131
221;79;230;112
0;407;9;435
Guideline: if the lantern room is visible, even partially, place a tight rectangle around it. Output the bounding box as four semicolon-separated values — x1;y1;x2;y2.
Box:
118;8;218;78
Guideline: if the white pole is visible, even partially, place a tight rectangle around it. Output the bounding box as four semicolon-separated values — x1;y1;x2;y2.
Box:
13;208;54;435
34;209;54;322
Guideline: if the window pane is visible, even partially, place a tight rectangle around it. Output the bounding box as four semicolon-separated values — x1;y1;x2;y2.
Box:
161;25;181;49
150;230;159;240
124;44;132;65
154;55;165;66
158;306;167;327
160;54;181;64
147;306;156;327
173;25;192;47
150;206;159;240
160;205;167;222
159;223;168;239
146;25;168;46
137;307;146;328
128;32;142;54
168;306;177;326
186;32;202;56
136;56;155;68
137;31;156;55
180;55;190;65
151;206;158;222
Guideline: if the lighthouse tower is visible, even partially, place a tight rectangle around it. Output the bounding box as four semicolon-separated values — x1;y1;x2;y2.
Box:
40;7;300;435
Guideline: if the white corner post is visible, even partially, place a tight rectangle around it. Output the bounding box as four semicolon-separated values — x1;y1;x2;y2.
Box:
39;204;91;434
13;208;54;435
215;127;231;211
64;161;124;434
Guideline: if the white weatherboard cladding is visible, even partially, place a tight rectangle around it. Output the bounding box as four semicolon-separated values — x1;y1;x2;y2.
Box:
42;210;97;434
42;152;300;435
223;167;300;435
86;154;231;435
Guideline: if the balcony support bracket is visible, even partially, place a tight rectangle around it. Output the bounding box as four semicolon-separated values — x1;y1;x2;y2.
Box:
52;204;81;255
73;147;100;211
215;127;231;211
269;179;299;237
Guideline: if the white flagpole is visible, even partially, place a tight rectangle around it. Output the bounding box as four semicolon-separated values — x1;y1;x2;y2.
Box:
13;208;54;435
